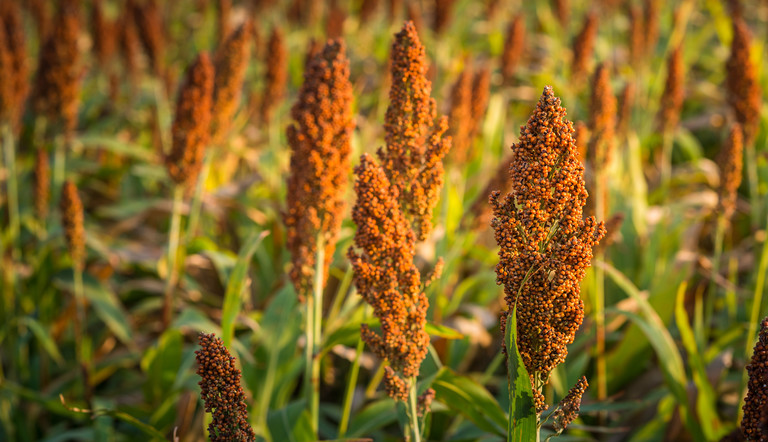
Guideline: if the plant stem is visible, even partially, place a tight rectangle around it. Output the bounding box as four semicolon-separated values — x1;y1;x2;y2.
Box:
338;309;366;438
745;138;761;229
702;215;726;346
162;185;185;328
185;150;213;244
309;234;325;436
73;264;91;405
660;130;673;190
52;134;66;204
1;123;18;317
407;377;422;442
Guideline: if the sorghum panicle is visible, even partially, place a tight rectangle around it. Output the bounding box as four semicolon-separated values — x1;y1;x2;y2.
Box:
491;86;605;412
118;2;141;83
388;0;402;23
0;19;12;124
571;12;597;81
501;14;525;84
658;46;684;134
35;150;50;219
726;17;761;145
552;376;588;433
26;0;50;42
216;0;231;45
587;63;616;168
326;1;346;39
211;21;253;145
432;0;454;35
378;21;451;241
628;5;644;68
406;2;425;37
165;53;214;188
742;317;768;441
348;154;430;402
643;0;659;57
132;0;165;76
469;65;490;142
617;81;635;136
31;0;81;134
260;27;287;124
195;333;256;442
91;0;116;68
359;0;379;24
60;181;85;269
574;121;588;165
551;0;570;28
447;66;473;163
1;1;27;128
285;39;354;298
718;124;744;221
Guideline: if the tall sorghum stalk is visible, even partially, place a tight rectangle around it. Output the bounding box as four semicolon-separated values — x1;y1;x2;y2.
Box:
587;64;615;404
31;0;81;199
378;21;451;242
162;53;213;327
195;333;256;441
348;155;435;442
186;21;252;243
501;14;525;85
725;16;762;226
284;39;353;436
491;86;605;429
571;12;597;82
60;181;90;401
260;27;287;125
658;46;684;186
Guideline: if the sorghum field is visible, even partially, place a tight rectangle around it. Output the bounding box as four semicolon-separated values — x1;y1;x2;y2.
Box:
2;0;768;440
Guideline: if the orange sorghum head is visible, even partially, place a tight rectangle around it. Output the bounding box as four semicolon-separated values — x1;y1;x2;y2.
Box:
0;19;12;124
211;21;253;145
31;0;81;135
260;26;287;124
326;1;346;39
447;65;473;163
552;376;588;433
658;46;684;134
285;39;354;298
432;0;455;35
643;0;659;57
216;0;231;45
60;181;85;269
378;21;451;241
469;65;490;142
628;5;644;68
551;0;569;28
726;17;761;145
501;14;525;84
118;1;141;84
491;86;605;409
195;333;255;442
131;0;165;76
165;52;214;188
91;0;116;68
742;317;768;441
349;154;430;402
571;12;597;81
0;1;28;129
718;123;744;221
617;81;635;136
587;63;616;169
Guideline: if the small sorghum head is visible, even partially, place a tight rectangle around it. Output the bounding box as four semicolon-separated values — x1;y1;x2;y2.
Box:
551;0;569;28
571;12;597;81
0;17;12;123
211;21;253;145
432;0;455;35
326;1;346;39
60;181;85;269
118;2;141;83
628;5;644;68
260;26;287;124
469;65;490;142
718;124;744;221
501;14;525;84
552;376;588;433
447;65;473;163
742;317;768;441
165;52;214;189
0;1;28;129
131;0;165;76
643;0;659;57
91;0;116;68
617;81;635;136
587;63;616;169
195;333;255;441
725;17;761;145
658;46;684;134
574;121;589;165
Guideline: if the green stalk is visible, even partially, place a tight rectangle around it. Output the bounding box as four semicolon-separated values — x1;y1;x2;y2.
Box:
407;377;422;442
744;138;761;229
73;264;91;405
2;124;19;264
309;235;325;436
660;130;674;190
52;135;66;204
338;309;366;438
256;338;280;440
702;215;726;346
326;266;353;328
162;185;185;328
303;290;315;432
185;150;213;244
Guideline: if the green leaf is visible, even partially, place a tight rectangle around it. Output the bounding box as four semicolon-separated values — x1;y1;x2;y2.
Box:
432;367;507;436
267;400;314;442
425;321;463;340
18;317;64;365
346;398;399;438
221;230;269;348
142;329;183;405
505;308;537;441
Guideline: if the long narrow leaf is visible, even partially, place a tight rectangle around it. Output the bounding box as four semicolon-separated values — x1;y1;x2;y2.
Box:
505;308;537;441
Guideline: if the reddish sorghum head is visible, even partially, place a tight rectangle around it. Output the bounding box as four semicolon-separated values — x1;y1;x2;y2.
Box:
378;21;451;241
211;21;253;145
60;181;85;269
718;124;744;221
195;333;255;441
501;14;525;84
587;63;616;169
628;5;644;68
165;53;214;189
260;27;287;124
118;1;141;84
0;1;28;129
447;65;473;163
617;81;635;136
551;0;570;28
35;150;50;220
91;0;116;69
348;154;430;402
131;0;165;76
552;376;588;433
726;17;761;145
469;65;490;142
571;12;597;81
491;86;605;413
285;39;354;298
658;46;684;134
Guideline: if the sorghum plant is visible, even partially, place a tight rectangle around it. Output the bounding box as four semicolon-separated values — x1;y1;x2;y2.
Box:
260;27;287;124
211;21;253;146
469;65;490;142
658;46;684;134
643;0;659;57
617;81;635;137
91;0;117;70
285;38;353;434
491;86;605;425
571;12;597;82
132;0;165;78
725;17;761;146
718;124;744;222
628;5;644;68
378;21;450;241
501;14;525;85
348;154;434;441
195;333;255;441
551;0;570;28
0;1;27;131
447;66;472;163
